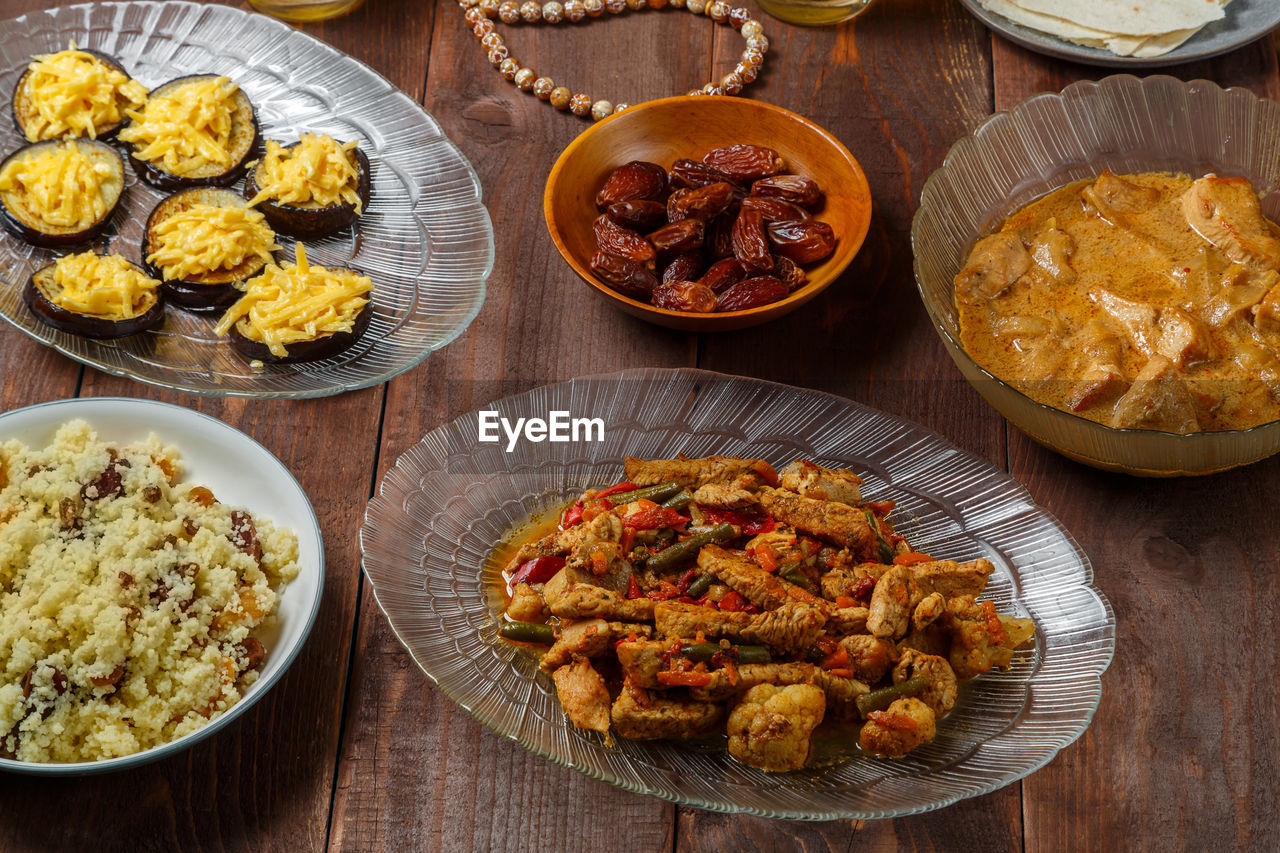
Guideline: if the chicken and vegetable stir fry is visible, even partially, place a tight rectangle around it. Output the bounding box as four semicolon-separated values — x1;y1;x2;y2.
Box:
497;455;1035;771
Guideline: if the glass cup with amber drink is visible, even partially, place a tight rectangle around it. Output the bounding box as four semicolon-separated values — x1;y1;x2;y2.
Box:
755;0;875;27
249;0;366;23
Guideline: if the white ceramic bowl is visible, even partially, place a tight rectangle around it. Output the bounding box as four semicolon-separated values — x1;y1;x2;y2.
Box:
0;398;323;775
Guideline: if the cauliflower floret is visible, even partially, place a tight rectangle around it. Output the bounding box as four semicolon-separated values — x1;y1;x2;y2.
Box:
726;682;825;772
858;696;936;757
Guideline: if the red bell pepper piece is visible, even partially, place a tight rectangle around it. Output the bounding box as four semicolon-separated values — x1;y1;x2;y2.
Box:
626;576;643;599
717;591;753;612
624;505;688;531
560;500;584;529
595;481;637;500
699;506;775;536
893;552;936;566
510;555;565;586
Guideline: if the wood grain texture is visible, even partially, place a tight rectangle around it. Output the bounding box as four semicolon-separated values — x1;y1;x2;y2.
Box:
993;31;1280;853
326;4;701;852
0;2;416;851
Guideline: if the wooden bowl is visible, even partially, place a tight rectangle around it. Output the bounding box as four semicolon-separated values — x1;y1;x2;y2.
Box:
544;96;872;332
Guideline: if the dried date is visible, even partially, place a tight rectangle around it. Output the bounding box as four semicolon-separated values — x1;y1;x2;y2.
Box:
707;211;737;259
766;219;836;264
669;158;737;189
607;199;667;232
741;196;810;224
595;161;668;209
648;219;705;255
591;251;659;300
750;174;823;208
669;182;736;221
771;255;807;291
594;214;657;267
652;280;717;313
698;257;747;293
662;251;705;284
702;145;784;181
731;208;773;273
716;275;789;312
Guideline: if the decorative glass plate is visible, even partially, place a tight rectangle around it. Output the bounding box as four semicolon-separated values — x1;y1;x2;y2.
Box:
0;397;323;775
359;368;1115;819
0;1;492;398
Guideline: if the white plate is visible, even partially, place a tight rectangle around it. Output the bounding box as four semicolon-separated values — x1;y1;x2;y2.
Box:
0;397;323;775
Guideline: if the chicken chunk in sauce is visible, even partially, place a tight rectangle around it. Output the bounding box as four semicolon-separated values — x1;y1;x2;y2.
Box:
957;171;1280;431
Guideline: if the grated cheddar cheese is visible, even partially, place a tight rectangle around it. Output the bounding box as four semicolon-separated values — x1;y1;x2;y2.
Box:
146;204;279;281
19;43;148;142
213;243;372;358
0;142;118;231
247;134;363;213
118;76;240;177
47;252;160;319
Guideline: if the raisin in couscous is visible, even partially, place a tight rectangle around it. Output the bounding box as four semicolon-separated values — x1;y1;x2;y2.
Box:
0;420;298;763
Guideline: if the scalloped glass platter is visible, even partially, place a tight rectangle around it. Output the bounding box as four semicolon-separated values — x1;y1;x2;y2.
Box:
0;397;323;775
958;0;1280;69
359;368;1115;819
0;1;492;398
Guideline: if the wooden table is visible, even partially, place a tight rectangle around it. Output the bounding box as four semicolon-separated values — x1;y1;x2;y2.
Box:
3;1;1278;849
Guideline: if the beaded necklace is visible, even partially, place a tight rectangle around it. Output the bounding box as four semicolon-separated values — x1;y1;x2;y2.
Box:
457;0;770;121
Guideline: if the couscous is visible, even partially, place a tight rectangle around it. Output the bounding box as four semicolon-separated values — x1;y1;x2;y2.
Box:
0;420;299;763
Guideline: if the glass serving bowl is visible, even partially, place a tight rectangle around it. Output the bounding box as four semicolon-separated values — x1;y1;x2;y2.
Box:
359;368;1114;819
913;74;1280;476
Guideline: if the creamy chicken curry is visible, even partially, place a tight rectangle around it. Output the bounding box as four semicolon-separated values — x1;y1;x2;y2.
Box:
956;171;1280;432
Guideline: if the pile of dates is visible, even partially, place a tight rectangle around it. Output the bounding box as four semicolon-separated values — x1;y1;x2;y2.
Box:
590;145;836;313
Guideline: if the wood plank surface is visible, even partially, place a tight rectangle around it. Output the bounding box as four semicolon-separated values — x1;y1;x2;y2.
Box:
991;32;1280;853
2;0;1280;850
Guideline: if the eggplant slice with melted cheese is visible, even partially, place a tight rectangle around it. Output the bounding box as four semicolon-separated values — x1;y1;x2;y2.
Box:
25;253;165;339
0;139;125;247
120;74;260;190
214;243;374;364
142;187;278;312
11;46;147;142
244;135;372;240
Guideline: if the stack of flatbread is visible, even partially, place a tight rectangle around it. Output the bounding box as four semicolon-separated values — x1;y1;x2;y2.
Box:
977;0;1231;58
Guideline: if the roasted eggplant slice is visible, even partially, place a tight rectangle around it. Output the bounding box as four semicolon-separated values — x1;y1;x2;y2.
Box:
213;244;374;363
244;136;372;240
228;296;373;364
142;187;278;313
0;139;125;248
119;74;260;190
11;46;147;142
24;253;164;339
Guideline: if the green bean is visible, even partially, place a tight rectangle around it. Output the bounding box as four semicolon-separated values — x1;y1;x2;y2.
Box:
780;568;817;594
684;572;714;598
682;643;772;665
645;522;738;572
863;509;895;564
499;621;555;644
605;482;682;505
661;488;695;510
856;674;928;719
